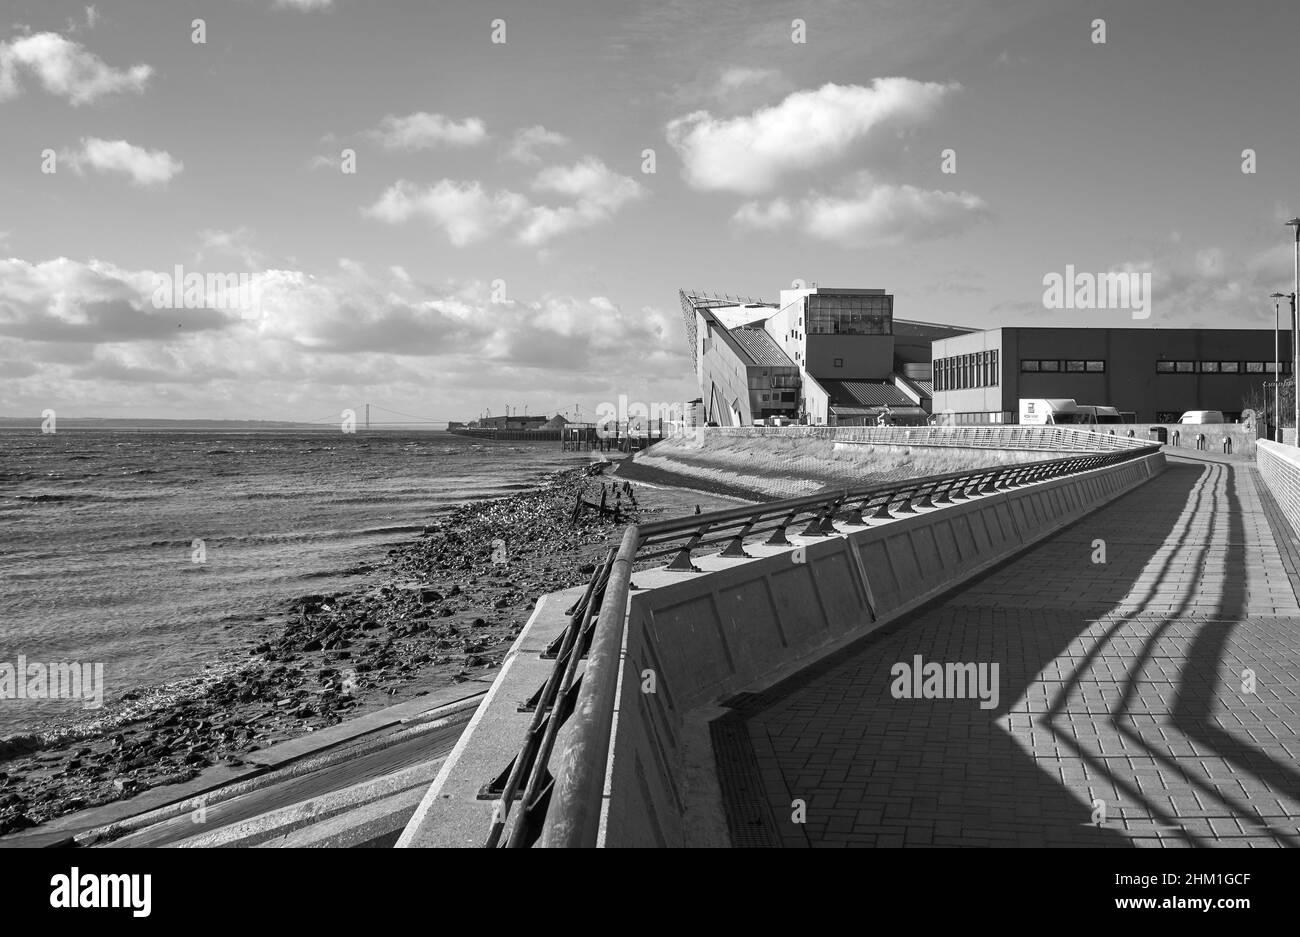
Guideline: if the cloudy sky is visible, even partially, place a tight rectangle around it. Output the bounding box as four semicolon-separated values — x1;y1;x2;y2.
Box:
2;0;1299;422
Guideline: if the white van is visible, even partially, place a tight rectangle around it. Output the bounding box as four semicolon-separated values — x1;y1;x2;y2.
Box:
1019;398;1093;425
1076;405;1124;425
1178;410;1225;424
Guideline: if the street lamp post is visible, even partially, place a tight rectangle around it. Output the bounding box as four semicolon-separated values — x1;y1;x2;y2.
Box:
1272;292;1285;442
1292;292;1298;444
1288;218;1300;444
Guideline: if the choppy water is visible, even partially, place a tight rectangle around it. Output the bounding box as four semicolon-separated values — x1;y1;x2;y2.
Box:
0;429;588;735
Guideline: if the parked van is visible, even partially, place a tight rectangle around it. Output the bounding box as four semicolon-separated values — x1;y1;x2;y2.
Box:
1076;405;1124;425
1178;410;1225;424
1019;398;1092;425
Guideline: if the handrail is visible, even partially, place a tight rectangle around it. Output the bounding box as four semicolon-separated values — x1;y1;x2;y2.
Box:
706;424;1152;452
538;526;640;848
495;442;1160;847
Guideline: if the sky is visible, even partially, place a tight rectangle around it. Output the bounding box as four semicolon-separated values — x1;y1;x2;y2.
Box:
2;0;1300;423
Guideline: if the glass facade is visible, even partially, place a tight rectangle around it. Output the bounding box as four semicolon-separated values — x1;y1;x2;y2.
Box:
806;292;892;335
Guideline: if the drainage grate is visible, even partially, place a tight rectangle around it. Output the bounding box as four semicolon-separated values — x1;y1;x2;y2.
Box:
710;714;783;848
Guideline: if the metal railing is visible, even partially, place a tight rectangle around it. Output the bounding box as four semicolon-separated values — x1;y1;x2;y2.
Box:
488;443;1160;847
707;424;1152;452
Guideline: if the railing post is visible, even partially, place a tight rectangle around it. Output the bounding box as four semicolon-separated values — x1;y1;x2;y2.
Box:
718;521;755;558
666;525;707;571
765;508;800;545
871;492;896;518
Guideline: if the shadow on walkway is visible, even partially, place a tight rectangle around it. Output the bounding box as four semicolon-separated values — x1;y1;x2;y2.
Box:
737;459;1300;847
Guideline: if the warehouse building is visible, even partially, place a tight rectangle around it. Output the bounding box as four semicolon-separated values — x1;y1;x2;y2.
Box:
930;326;1290;424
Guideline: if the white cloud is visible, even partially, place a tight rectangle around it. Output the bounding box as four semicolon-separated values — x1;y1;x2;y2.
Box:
733;174;990;247
273;0;333;10
367;112;487;150
364;179;528;246
0;32;151;105
196;227;263;268
0;257;691;416
62;137;183;186
505;125;569;163
732;198;794;232
520;157;645;244
712;66;784;99
666;79;959;194
365;157;644;247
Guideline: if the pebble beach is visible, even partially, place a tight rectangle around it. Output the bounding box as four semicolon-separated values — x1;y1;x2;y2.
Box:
0;460;742;837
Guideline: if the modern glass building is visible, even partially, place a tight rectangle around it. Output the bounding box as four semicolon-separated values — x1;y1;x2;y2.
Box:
681;286;970;426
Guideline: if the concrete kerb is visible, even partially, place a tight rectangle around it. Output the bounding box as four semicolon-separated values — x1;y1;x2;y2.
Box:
69;688;487;847
154;757;445;849
397;591;578;848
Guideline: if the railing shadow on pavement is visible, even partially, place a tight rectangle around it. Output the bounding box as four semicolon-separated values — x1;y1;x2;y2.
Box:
485;444;1161;847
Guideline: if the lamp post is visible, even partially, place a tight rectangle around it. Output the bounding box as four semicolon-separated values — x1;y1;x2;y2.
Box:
1291;292;1299;444
1288;218;1300;444
1272;292;1285;442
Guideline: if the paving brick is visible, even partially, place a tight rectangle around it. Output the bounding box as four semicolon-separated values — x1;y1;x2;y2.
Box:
726;456;1300;847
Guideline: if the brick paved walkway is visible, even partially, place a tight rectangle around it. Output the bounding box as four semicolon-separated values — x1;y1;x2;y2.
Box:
732;455;1300;847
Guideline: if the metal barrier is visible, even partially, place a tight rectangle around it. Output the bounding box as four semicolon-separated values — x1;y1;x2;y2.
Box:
479;442;1159;847
707;424;1152;452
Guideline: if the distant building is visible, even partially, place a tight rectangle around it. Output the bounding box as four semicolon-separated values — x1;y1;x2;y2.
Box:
476;415;550;431
538;414;569;431
681;286;970;426
931;326;1290;424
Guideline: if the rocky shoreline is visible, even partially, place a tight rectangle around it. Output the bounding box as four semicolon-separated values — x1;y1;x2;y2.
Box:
0;464;626;837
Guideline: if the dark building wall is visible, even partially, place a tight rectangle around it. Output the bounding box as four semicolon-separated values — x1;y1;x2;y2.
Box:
806;334;893;379
1014;328;1287;422
934;327;1291;422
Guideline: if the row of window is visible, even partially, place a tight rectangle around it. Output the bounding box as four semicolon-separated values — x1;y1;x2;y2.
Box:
934;350;1000;391
1155;360;1292;374
1017;358;1292;375
1021;359;1106;373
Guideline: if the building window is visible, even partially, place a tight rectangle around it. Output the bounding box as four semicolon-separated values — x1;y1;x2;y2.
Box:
1201;361;1220;373
833;357;844;368
805;293;892;336
1066;360;1086;372
1246;361;1265;373
1175;361;1195;372
992;349;1000;386
1221;361;1240;373
1156;360;1175;373
1040;359;1061;372
1085;360;1105;372
1021;359;1040;372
